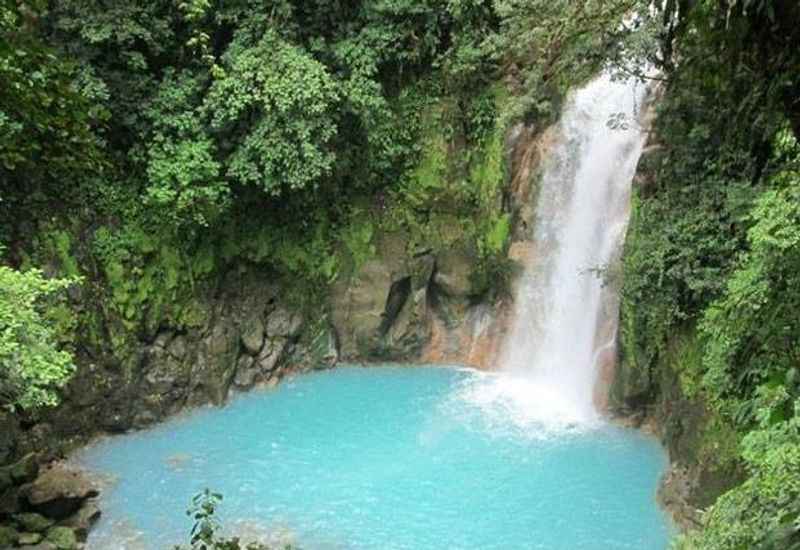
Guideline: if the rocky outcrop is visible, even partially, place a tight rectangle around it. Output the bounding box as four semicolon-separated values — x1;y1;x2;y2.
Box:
330;232;428;360
0;457;97;550
0;266;344;464
0;97;554;468
328;233;508;368
328;120;548;370
21;466;98;520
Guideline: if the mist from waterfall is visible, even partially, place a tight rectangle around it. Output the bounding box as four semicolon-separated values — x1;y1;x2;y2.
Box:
459;73;651;432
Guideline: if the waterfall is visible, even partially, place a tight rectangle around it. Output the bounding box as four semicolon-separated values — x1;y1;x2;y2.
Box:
460;73;650;433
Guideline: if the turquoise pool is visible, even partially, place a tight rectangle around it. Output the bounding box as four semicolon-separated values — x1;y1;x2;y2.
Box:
76;365;672;549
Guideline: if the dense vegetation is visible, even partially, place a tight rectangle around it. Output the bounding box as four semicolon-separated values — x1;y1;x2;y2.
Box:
619;1;800;548
2;0;800;548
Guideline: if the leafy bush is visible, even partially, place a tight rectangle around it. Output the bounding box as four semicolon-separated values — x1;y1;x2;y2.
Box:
0;262;79;411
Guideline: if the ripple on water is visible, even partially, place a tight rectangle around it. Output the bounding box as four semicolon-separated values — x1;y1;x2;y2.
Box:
74;366;673;550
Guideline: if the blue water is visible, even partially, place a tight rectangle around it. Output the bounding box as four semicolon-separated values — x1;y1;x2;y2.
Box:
76;366;672;549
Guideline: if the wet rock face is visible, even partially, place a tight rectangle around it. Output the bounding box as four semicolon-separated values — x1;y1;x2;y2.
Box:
328;229;491;363
324;120;550;368
240;316;265;355
329;232;424;360
231;305;304;391
11;268;327;453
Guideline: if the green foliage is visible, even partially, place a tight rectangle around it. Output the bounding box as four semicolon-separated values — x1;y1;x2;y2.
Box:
205;31;340;196
143;70;226;228
146;136;225;227
92;225;202;333
618;2;800;548
47;229;81;279
483;213;511;256
0;1;101;177
0;263;79;411
489;0;635;125
676;404;800;550
387;84;511;291
700;169;800;423
341;211;376;271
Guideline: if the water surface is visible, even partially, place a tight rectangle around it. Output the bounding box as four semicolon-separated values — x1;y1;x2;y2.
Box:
77;366;672;549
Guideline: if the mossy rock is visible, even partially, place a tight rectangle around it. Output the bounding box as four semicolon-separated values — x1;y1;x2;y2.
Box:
18;531;44;545
15;512;55;533
45;526;78;549
10;453;39;484
0;525;19;547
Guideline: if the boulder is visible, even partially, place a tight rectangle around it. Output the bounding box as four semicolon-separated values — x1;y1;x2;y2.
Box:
233;356;257;389
240;316;265;355
256;338;286;373
18;531;44;545
167;335;188;360
21;467;98;520
9;453;39;485
0;525;18;547
143;356;185;396
265;308;301;338
14;512;54;533
59;502;100;542
45;526;78;550
152;330;172;350
205;323;234;358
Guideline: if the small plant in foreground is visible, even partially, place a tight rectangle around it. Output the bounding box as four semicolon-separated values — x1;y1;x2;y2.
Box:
175;489;296;550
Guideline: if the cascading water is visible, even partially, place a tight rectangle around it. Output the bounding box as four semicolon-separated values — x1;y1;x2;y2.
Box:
463;73;651;431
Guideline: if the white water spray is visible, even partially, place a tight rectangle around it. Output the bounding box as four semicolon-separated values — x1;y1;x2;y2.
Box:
460;73;651;432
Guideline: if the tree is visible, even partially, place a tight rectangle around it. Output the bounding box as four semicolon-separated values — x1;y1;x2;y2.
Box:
204;30;340;196
0;264;79;411
0;0;101;184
